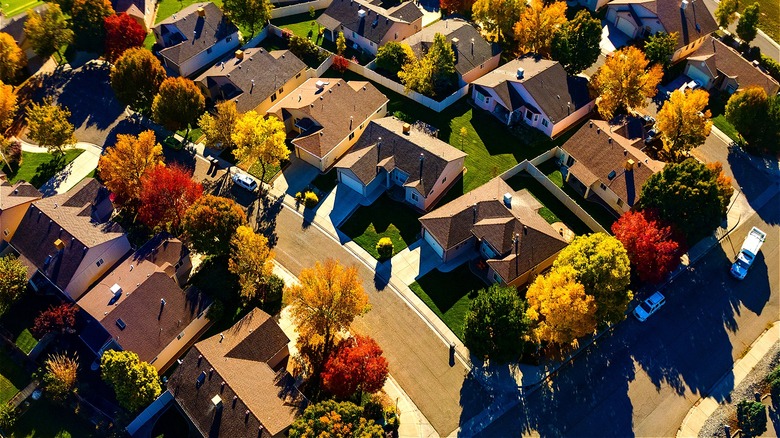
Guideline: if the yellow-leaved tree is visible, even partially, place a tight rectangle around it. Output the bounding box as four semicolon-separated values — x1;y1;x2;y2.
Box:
232;111;288;185
591;46;663;120
98;130;164;206
198;100;239;151
513;0;567;57
228;225;275;303
656;89;712;160
0;81;16;132
472;0;525;43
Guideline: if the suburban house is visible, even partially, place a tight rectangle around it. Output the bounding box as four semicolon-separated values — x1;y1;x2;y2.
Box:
0;176;41;244
267;78;389;172
556;119;665;215
152;2;240;77
7;179;130;300
400;19;501;85
195;48;308;114
335;117;467;211
112;0;154;31
684;36;780;95
606;0;718;63
0;4;48;62
317;0;423;55
568;0;611;12
472;57;594;138
419;177;569;287
77;233;209;373
164;308;305;437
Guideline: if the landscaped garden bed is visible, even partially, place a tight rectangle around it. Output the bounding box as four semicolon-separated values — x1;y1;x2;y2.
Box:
340;195;421;259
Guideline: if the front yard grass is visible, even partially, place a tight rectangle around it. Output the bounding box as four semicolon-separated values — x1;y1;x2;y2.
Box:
14;330;37;355
0;350;29;405
409;265;487;340
10;398;97;438
712;115;740;144
340;195;421;259
1;149;84;188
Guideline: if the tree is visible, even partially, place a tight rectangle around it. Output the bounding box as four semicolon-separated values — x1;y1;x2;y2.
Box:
463;284;530;362
0;138;22;171
97;130;164;205
736;2;760;43
332;54;349;73
183;195;247;256
525;266;597;345
398;56;435;96
643;31;678;69
0;81;16;132
553;233;632;326
24;3;74;63
222;0;272;39
707;162;734;216
232;111;288;184
440;0;468;14
336;31;347;55
228;225;275;303
737;400;767;437
43;353;78;401
0;255;27;317
551;10;601;75
611;210;683;284
151;77;205;141
138;164;203;234
375;237;393;259
289;400;384;438
70;0;114;52
25;97;76;155
104;13;146;62
321;335;389;399
31;303;78;338
726;86;780;152
513;0;566;58
198;100;238;150
714;0;739;28
638;158;724;243
472;0;524;43
0;404;17;430
376;41;414;77
427;32;457;94
656;89;712;160
591;46;663;119
111;48;167;113
100;350;161;412
0;33;26;83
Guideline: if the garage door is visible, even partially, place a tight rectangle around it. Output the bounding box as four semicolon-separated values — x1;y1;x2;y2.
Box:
423;228;445;259
616;16;637;38
338;170;365;195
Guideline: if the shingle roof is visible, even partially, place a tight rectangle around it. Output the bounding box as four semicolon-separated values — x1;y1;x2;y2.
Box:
609;0;718;50
155;2;238;67
334;117;466;196
196;48;306;113
167;308;303;437
0;4;48;47
688;36;779;95
0;180;41;211
318;0;422;44
113;0;150;20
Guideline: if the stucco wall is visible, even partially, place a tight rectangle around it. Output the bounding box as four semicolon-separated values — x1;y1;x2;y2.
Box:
0;202;36;244
149;304;213;373
66;236;131;301
421;157;465;211
177;32;241;77
461;52;501;84
550;101;595;138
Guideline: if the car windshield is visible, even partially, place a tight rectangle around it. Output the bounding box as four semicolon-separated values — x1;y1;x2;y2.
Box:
639;302;653;314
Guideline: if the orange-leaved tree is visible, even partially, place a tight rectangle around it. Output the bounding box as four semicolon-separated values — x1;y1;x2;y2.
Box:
591;46;663;120
322;335;389;399
611;209;683;284
138;164;203;234
98;130;164;206
513;0;566;57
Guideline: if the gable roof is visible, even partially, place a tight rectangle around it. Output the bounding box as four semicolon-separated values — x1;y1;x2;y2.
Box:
472;57;592;123
688;36;780;95
561;120;664;207
609;0;717;50
196;48;307;113
167;308;303;437
318;0;422;45
0;4;48;48
113;0;150;19
335;117;466;196
401;19;500;78
155;2;238;67
0;180;41;211
268;78;388;159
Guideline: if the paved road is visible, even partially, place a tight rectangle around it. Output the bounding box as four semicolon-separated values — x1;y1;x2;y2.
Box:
701;0;780;61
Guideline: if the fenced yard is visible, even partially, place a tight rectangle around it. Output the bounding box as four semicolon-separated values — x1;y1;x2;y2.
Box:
340;195;421;259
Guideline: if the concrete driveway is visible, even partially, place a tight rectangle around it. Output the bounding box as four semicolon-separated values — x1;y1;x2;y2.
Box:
600;22;631;55
272;157;319;196
386;238;443;286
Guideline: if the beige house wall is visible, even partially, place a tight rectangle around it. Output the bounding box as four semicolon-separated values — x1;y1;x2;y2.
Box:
66;236;131;301
150;305;213;373
0;202;36;244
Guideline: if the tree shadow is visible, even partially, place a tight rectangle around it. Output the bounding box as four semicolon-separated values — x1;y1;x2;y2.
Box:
254;195;283;248
32;154;68;192
374;259;390;291
727;148;780;225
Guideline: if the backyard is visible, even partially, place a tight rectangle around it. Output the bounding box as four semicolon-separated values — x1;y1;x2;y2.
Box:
10;398;97;438
0;293;60;360
340;195;421;259
0;350;29;405
1;149;84;188
409;265;487;340
0;0;42;18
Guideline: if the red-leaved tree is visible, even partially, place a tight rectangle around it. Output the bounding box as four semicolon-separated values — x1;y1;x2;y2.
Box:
104;13;146;62
321;335;389;399
611;209;684;284
32;304;78;338
332;55;349;73
138;164;203;234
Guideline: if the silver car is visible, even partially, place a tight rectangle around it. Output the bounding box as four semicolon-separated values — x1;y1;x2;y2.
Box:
232;172;258;192
633;292;666;322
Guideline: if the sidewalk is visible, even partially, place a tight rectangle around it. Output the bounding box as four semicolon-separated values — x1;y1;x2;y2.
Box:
14;138;102;195
677;321;780;437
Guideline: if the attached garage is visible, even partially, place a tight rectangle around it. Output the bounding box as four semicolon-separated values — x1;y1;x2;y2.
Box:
337;169;366;195
685;63;713;89
422;228;445;259
615;15;637;38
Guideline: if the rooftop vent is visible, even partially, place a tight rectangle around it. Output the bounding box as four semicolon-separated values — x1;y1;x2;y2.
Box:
211;395;222;408
235;50;244;60
516;68;524;79
451;37;459;45
116;318;127;330
607;170;617;180
625;159;635;171
315;80;327;89
402;123;411;134
196;371;206;388
503;193;512;208
680;0;689;9
197;6;205;17
110;283;122;296
358;8;367;18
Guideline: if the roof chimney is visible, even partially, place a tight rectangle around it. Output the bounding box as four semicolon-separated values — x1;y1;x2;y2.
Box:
358;8;367;18
680;0;688;9
235;50;244;60
197;6;205;16
503;192;512;208
402;123;411;134
212;395;222;408
625;159;635;171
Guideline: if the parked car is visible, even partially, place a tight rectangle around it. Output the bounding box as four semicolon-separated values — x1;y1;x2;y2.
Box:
642;114;656;126
644;128;660;145
232;172;258;192
162;136;183;151
633;292;666;322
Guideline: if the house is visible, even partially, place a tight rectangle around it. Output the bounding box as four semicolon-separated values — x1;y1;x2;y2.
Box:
556;119;665;215
195;48;308;113
165;308;305;437
0;177;41;244
419;177;568;287
267;78;389;172
77;233;209;373
606;0;718;63
335;117;467;211
400;19;501;85
152;2;240;77
8;179;130;300
112;0;154;31
569;0;611;12
684;36;780;95
0;4;48;62
317;0;423;55
472;57;594;138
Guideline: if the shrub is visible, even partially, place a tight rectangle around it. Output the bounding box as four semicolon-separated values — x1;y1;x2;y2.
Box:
332;55;350;73
206;299;224;321
384;405;400;432
736;399;767;437
1;140;21;170
281;28;294;40
0;403;17;430
304;191;319;209
376;237;394;259
393;111;413;123
767;365;780;397
760;54;780;82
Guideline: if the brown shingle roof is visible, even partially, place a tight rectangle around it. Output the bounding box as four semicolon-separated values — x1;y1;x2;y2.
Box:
688;36;780;95
609;0;718;50
0;180;41;211
155;2;238;68
318;0;422;45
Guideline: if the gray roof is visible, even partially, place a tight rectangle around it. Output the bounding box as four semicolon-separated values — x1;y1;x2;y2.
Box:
0;180;41;211
155;2;238;67
318;0;422;45
688;36;779;95
609;0;718;50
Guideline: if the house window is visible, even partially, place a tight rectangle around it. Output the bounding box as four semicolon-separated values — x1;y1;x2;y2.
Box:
442;177;446;183
411;192;419;201
352;31;356;38
296;72;302;78
2;229;7;236
394;33;398;39
533;115;538;121
480;64;484;69
542;119;548;127
600;182;607;190
617;198;624;207
349;132;355;140
370;42;374;46
96;258;104;267
525;110;533;120
279;86;284;93
376;108;382;113
359;123;364;129
476;91;485;102
566;155;575;166
271;93;277;102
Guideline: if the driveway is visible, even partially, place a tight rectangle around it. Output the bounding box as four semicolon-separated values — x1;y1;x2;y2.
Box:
600;22;631;55
272;157;319;196
385;238;443;286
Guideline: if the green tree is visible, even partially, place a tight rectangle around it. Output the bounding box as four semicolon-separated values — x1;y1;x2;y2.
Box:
736;2;760;43
110;47;167;113
638;158;724;243
376;41;415;77
656;89;712;160
0;33;26;83
24;3;74;63
336;31;347;55
198;100;238;150
0;255;27;317
0;404;17;430
736;400;767;437
714;0;739;28
464;284;530;363
472;0;524;43
25;97;76;155
289;400;384;438
70;0;114;52
151;77;205;141
551;9;602;75
427;32;456;94
553;233;632;326
100;350;161;412
232;111;288;184
726;86;780;152
222;0;272;38
182;195;247;256
643;31;678;68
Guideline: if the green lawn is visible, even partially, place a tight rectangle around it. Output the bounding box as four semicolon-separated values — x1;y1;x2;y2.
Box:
14;330;37;355
155;0;222;24
712;115;741;144
0;351;29;405
741;0;780;42
11;398;97;438
1;149;84;188
707;90;741;144
271;10;325;40
0;0;43;18
340;195;421;259
409;265;487;340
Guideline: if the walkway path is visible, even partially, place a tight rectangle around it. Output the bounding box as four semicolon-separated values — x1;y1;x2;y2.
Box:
14;138;102;196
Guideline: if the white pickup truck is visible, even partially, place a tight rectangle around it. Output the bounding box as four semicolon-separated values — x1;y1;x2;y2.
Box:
730;227;766;280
